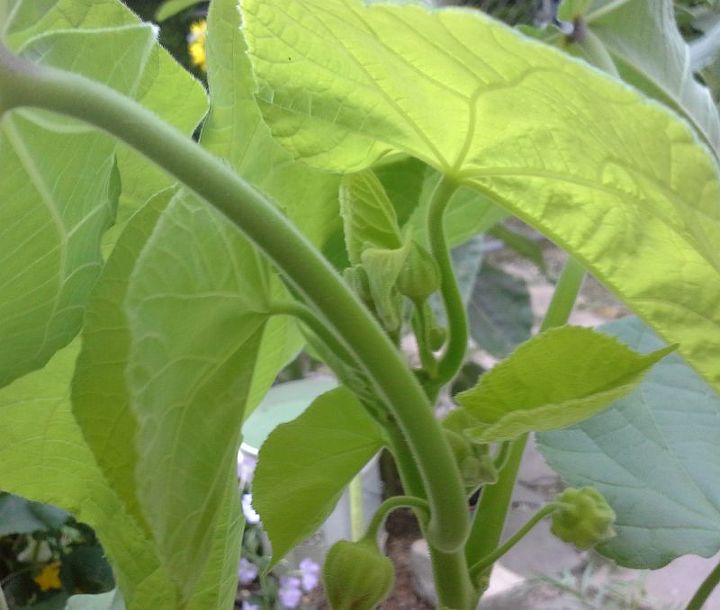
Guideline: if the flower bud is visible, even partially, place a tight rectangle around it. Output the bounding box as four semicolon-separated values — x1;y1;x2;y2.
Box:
323;539;394;610
428;326;447;351
551;487;616;550
396;241;440;301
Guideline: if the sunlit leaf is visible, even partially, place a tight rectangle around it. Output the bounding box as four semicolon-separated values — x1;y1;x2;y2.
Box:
243;0;720;394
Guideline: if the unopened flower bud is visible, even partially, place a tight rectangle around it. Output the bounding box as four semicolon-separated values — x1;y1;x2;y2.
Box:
551;487;616;550
323;539;394;610
396;241;440;301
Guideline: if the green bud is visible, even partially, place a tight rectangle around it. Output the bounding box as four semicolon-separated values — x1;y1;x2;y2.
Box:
443;428;497;491
396;241;440;301
323;539;395;610
428;326;447;351
551;487;616;550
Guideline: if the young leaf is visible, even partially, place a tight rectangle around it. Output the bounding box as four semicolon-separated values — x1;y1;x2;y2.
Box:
361;243;411;331
340;170;403;264
467;263;533;358
455;326;674;442
253;387;385;564
538;317;720;569
242;0;720;396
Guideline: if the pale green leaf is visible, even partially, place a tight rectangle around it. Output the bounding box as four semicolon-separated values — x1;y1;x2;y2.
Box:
467;263;533;358
72;189;175;531
73;192;244;610
575;0;720;157
124;193;266;602
155;0;201;22
253;387;384;563
340;170;403;264
538;317;720;568
361;243;411;331
455;326;674;441
0;24;162;388
242;0;720;395
66;590;124;610
0;344;175;610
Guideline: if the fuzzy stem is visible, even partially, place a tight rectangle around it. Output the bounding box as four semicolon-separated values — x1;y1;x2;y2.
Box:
0;43;468;553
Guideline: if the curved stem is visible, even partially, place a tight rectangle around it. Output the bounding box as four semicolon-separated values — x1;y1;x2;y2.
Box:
0;44;469;552
427;176;466;387
686;558;720;610
465;256;585;570
469;503;557;578
268;301;356;366
364;496;430;541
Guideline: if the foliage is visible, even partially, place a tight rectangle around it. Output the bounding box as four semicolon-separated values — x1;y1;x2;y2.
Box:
1;0;720;609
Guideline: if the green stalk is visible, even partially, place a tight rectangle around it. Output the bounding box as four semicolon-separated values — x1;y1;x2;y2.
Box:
465;257;585;581
363;496;430;541
469;503;557;578
426;176;468;387
0;44;468;553
686;558;720;610
349;475;365;541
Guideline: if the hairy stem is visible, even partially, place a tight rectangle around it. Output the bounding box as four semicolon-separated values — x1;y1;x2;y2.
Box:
686;558;720;610
465;256;585;581
364;496;430;541
0;44;469;552
427;176;467;388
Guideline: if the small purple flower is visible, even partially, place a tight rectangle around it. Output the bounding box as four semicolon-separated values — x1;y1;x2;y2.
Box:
278;575;303;609
237;451;257;484
242;602;259;610
238;558;258;585
298;557;320;592
242;494;261;525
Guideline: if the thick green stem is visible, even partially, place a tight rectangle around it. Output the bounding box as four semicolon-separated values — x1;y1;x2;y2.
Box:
469;503;557;578
465;257;585;579
427;177;467;387
686;558;720;610
0;45;469;552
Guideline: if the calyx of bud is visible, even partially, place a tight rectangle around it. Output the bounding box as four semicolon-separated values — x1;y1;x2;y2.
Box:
551;487;616;550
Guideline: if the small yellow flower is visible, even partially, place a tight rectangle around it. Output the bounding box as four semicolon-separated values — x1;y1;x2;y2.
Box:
188;19;208;72
34;561;62;592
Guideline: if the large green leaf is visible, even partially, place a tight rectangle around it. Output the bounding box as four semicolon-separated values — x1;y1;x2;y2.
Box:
73;192;244;610
253;387;384;564
242;0;720;395
72;189;175;531
123;193;265;602
560;0;720;158
538;317;720;568
454;326;674;442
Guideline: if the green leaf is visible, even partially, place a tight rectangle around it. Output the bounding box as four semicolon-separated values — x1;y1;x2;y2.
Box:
537;317;720;569
155;0;201;22
124;193;266;601
242;377;338;450
570;0;720;157
66;591;124;610
0;493;68;536
361;243;411;331
467;263;533;358
72;189;175;531
242;0;720;395
253;387;384;564
72;193;244;610
340;170;403;264
454;326;674;442
204;0;339;249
